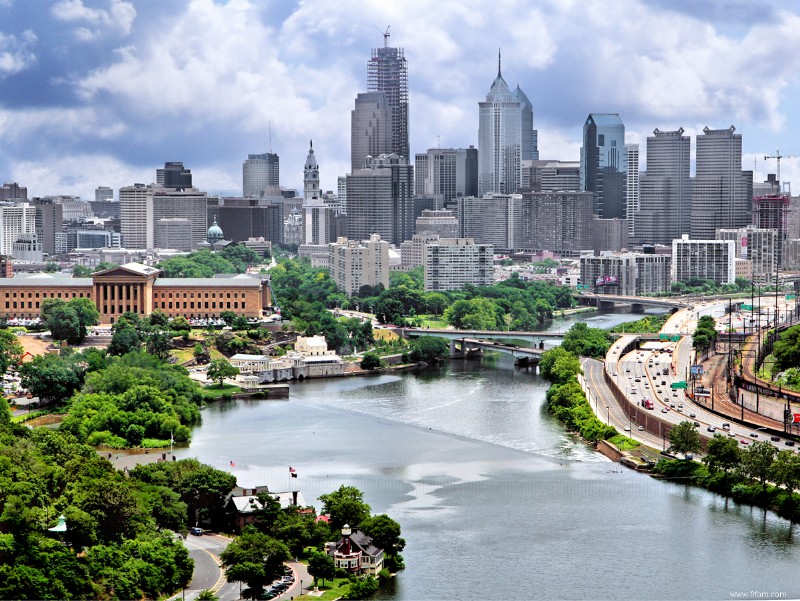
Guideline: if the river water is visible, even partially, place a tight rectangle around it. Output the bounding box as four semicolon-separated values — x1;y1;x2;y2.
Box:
176;312;800;601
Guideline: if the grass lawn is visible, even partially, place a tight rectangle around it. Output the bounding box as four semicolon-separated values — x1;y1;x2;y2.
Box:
294;577;352;601
170;347;195;363
608;434;641;451
201;383;242;398
413;314;449;329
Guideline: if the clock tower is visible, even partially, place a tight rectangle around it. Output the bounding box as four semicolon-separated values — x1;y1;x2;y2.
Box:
303;140;319;202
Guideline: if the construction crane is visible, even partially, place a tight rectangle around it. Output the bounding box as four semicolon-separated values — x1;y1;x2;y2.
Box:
383;26;390;47
764;150;792;187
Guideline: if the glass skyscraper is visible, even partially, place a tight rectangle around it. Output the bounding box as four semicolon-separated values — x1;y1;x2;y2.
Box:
580;114;626;219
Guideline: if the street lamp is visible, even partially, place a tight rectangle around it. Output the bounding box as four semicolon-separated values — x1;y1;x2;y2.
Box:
605;405;610;425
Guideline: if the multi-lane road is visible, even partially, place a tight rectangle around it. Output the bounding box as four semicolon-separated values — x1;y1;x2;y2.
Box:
584;301;800;454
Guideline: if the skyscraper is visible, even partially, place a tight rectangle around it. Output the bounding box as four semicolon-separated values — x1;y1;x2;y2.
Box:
414;147;479;202
156;162;192;190
478;53;525;196
351;92;392;172
690;125;750;239
634;128;691;246
243;152;280;198
367;30;409;161
302;141;332;246
580;114;627;218
345;154;414;245
625;144;639;241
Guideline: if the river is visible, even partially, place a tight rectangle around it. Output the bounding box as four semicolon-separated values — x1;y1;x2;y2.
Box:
176;312;800;600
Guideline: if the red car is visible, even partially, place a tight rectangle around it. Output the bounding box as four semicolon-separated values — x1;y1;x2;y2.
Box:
740;440;750;446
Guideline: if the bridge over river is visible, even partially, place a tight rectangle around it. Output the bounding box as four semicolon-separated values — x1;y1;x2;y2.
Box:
449;337;545;365
401;327;565;346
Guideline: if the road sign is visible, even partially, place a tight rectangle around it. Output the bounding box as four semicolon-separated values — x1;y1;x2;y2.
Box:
659;333;669;341
786;295;796;301
690;365;704;376
671;381;688;390
670;335;681;341
741;304;753;311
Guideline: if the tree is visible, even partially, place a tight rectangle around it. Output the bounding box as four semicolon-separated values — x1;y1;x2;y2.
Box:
667;421;701;457
72;264;93;277
318;485;371;532
46;304;82;345
207;358;240;387
740;440;777;492
307;550;336;587
149;310;169;327
0;330;23;374
360;352;382;371
70;297;100;340
770;450;800;499
19;353;84;404
359;514;405;570
170;316;191;333
108;326;141;356
408;336;448;363
342;576;379;600
772;325;800;372
220;311;237;326
561;322;610;359
219;526;290;599
539;347;582;384
702;434;741;474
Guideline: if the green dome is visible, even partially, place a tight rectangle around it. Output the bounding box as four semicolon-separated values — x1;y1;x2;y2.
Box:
207;218;224;242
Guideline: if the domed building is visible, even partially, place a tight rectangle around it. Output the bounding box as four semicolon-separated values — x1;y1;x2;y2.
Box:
203;218;230;251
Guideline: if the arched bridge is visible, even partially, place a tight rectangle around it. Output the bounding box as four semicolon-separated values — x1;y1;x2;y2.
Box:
401;327;566;345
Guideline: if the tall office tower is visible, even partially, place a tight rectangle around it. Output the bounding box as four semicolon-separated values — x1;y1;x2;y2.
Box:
456;193;524;252
346;153;414;245
634;128;691;246
31;198;63;255
95;186;113;202
513;85;538;161
150;187;208;250
416;147;479;202
580;114;627;218
0;203;36;256
478;54;523;196
351;92;392;172
208;197;282;244
520;191;593;255
691;125;749;239
625;144;639;241
367;30;409;162
456;146;479;198
0;183;27;201
243;152;280;198
337;176;347;213
119;183;150;248
329;234;390;295
156;162;192;190
415;209;459;238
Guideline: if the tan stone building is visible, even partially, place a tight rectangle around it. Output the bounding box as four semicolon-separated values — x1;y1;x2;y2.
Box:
0;263;272;323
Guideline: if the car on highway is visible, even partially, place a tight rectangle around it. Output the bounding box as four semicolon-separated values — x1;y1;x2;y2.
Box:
787;441;796;447
721;423;730;430
771;436;781;442
740;439;750;445
707;426;716;433
749;432;759;438
638;425;645;431
728;432;736;438
190;527;203;536
693;421;700;427
689;412;696;418
624;425;631;432
662;407;670;413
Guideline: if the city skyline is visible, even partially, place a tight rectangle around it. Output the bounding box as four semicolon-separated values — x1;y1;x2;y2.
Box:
2;1;800;199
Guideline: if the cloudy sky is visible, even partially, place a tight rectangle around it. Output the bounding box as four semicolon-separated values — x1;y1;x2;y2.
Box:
3;0;800;200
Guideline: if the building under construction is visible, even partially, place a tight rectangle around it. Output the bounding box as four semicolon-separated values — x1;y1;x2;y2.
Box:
367;28;409;161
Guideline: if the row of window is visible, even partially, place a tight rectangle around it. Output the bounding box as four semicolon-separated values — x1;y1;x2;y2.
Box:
4;291;88;299
157;301;245;310
153;291;248;299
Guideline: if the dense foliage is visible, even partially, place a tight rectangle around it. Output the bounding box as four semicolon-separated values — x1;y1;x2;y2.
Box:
692;315;718;356
0;330;23;375
42;298;100;345
560;322;611;359
654;439;800;523
0;411;194;600
60;352;202;448
609;313;669;334
773;325;800;373
667;421;701;456
157;245;263;278
408;336;449;363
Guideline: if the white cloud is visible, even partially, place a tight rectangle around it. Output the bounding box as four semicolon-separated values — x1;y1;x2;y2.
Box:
0;29;36;77
51;0;136;39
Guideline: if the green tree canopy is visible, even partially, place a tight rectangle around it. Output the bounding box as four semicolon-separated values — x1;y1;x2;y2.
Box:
220;526;290;598
561;322;611;359
773;325;800;372
667;421;701;457
307;550;336;587
702;434;741;474
539;347;582;384
408;336;449;363
360;352;382;371
740;440;777;491
0;329;23;374
318;485;371;532
207;358;240;387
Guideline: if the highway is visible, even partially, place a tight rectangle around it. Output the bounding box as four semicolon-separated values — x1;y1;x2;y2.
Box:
585;300;800;454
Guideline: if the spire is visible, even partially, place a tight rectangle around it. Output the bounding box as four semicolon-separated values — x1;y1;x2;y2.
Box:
498;48;502;78
310;139;313;149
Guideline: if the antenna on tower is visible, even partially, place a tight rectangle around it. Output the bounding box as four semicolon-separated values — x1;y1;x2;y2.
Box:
383;26;390;47
437;134;441;149
268;121;272;153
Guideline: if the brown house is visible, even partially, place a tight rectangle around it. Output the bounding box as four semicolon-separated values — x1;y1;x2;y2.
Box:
0;262;272;323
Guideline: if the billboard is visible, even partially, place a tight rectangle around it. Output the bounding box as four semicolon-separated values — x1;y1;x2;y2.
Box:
690;365;704;376
595;275;618;287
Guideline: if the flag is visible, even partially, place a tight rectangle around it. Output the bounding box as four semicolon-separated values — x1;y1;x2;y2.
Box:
289;466;297;478
230;460;236;468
